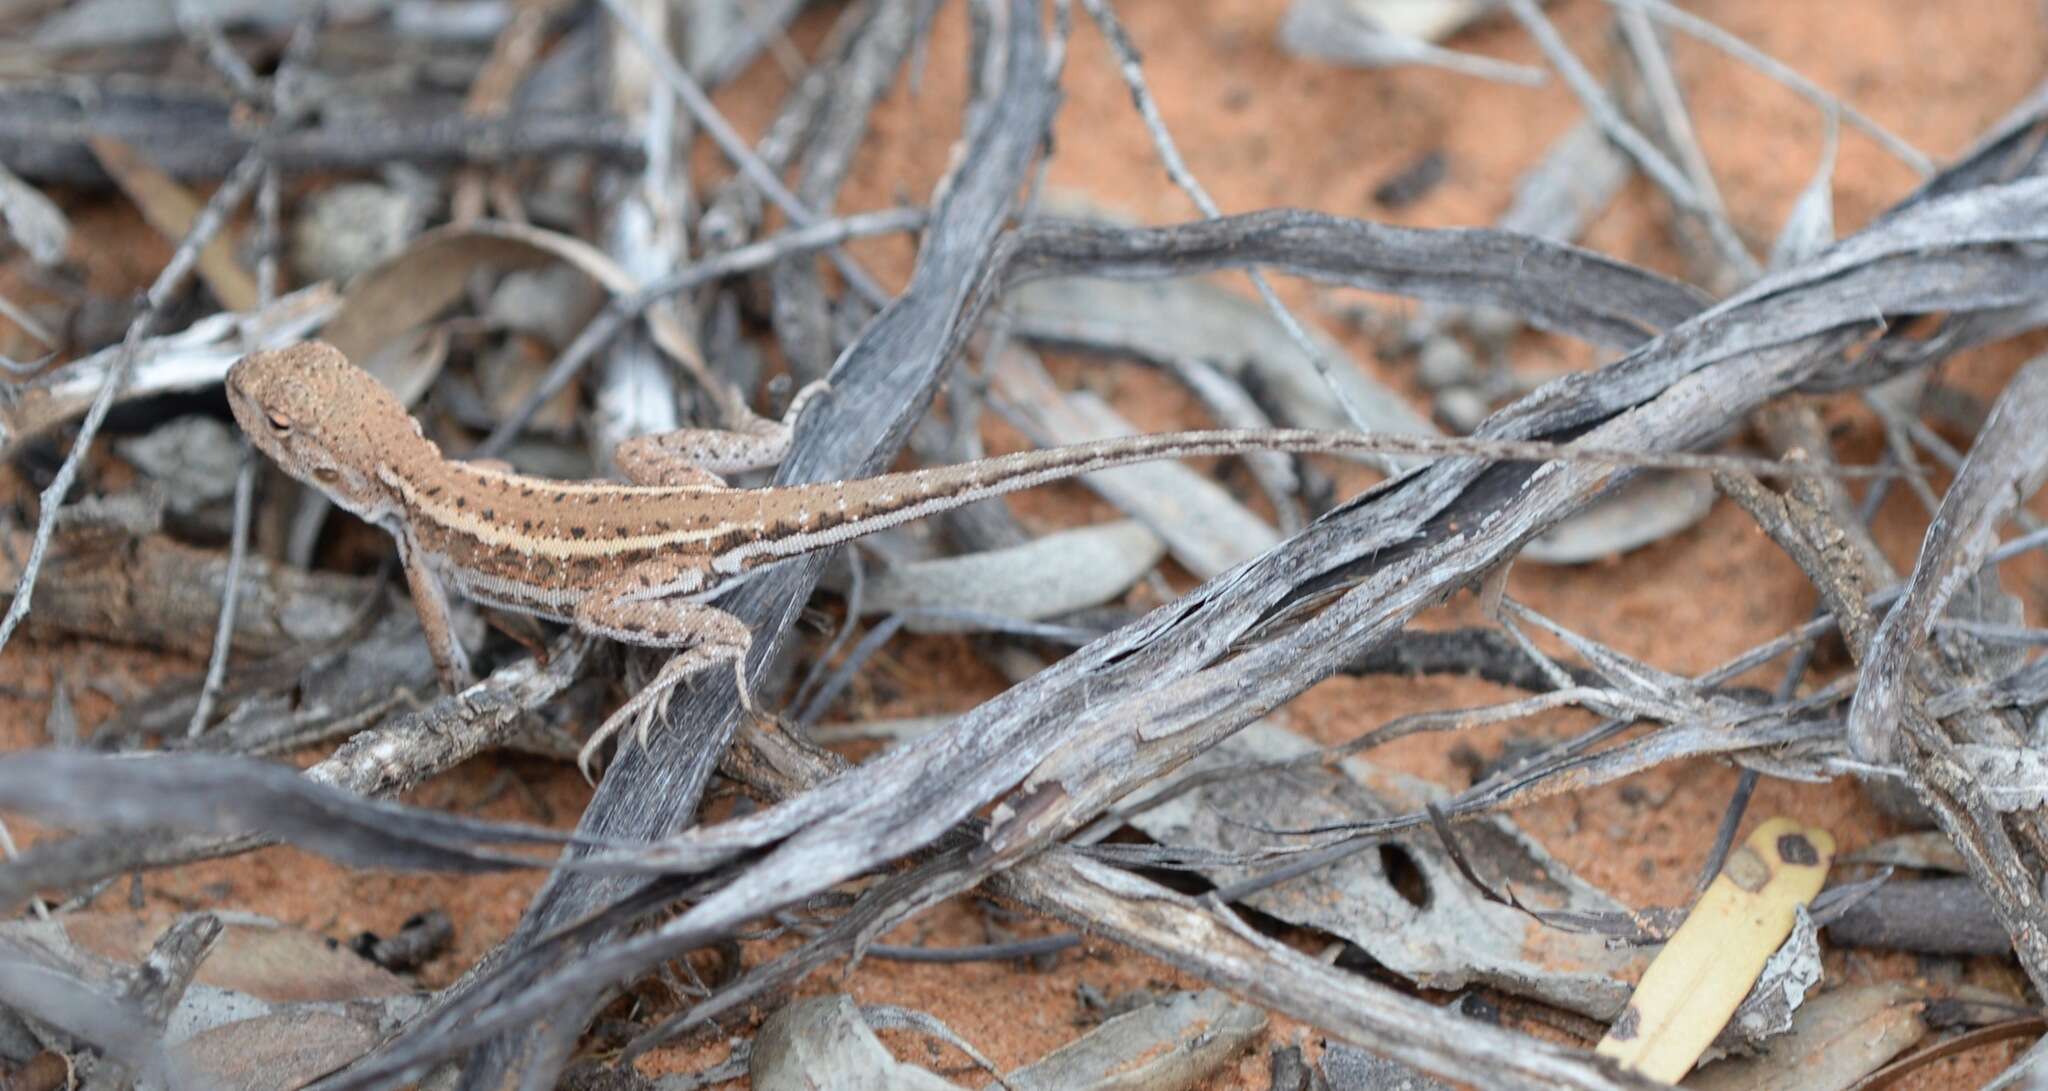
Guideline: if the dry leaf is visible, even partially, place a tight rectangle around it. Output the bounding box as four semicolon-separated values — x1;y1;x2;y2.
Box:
87;136;257;312
1597;817;1835;1083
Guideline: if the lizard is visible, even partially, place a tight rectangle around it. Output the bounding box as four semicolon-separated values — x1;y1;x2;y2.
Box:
226;340;1857;777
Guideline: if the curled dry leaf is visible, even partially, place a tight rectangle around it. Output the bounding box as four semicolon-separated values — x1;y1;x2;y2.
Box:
751;990;1265;1091
1521;471;1717;565
319;219;753;424
998;989;1267;1091
0;912;427;1091
0;284;336;460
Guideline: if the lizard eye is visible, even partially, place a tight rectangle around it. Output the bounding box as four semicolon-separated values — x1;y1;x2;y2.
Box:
265;412;292;435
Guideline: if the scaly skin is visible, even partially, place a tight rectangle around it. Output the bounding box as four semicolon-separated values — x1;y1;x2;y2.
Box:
226;340;1837;776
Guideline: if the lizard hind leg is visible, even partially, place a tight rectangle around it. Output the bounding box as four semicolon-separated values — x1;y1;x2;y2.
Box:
572;584;758;780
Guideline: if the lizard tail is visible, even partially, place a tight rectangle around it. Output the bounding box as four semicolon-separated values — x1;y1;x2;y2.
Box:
736;426;1846;565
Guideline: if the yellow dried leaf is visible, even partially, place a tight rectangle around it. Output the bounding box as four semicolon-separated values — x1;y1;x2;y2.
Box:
1596;816;1835;1084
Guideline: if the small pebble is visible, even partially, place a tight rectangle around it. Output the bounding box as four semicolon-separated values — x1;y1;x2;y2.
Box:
1373;149;1449;210
1415;337;1474;390
486;265;601;347
1434;386;1490;432
290;182;425;284
1464;304;1524;347
116;416;241;515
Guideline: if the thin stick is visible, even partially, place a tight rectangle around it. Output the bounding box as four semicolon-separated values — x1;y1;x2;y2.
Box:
595;0;892;307
789;550;868;723
1616;7;1745;288
188;453;257;736
188;12;295;735
864;933;1080;963
0;288;56;360
1079;0;1378;436
174;3;262;99
474;206;927;458
795;615;905;729
1502;0;1759;282
1600;0;1934;177
0;151;266;658
1214;525;2048;891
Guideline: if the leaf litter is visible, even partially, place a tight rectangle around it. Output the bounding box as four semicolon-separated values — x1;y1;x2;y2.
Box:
0;2;2046;1090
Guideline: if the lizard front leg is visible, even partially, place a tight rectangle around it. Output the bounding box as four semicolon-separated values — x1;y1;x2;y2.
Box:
611;379;829;486
395;530;473;690
571;563;757;779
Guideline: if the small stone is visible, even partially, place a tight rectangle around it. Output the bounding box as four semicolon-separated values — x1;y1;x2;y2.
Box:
117;416;241;515
1434;386;1490;432
485;265;602;347
1465;305;1524;347
1415;337;1474;389
290;182;425;284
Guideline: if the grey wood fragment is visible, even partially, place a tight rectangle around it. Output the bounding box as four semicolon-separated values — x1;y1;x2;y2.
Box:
1279;0;1545;86
991;990;1266;1091
1850;355;2048;761
1708;906;1822;1060
1321;1043;1454;1090
1122;720;1640;1018
852;520;1166;632
750;996;957;1091
1686;983;1927;1091
1823;878;2009;956
993;352;1278;579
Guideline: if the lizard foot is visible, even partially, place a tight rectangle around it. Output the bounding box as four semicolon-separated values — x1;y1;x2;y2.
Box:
575;652;767;783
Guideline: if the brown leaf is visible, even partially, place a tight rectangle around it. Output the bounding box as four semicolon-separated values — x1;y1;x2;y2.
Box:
87;136;257;312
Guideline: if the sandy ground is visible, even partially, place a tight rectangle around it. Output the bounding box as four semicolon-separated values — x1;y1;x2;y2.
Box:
4;1;2047;1087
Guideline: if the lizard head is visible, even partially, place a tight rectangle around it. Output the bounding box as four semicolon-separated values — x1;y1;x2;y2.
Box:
226;341;430;524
